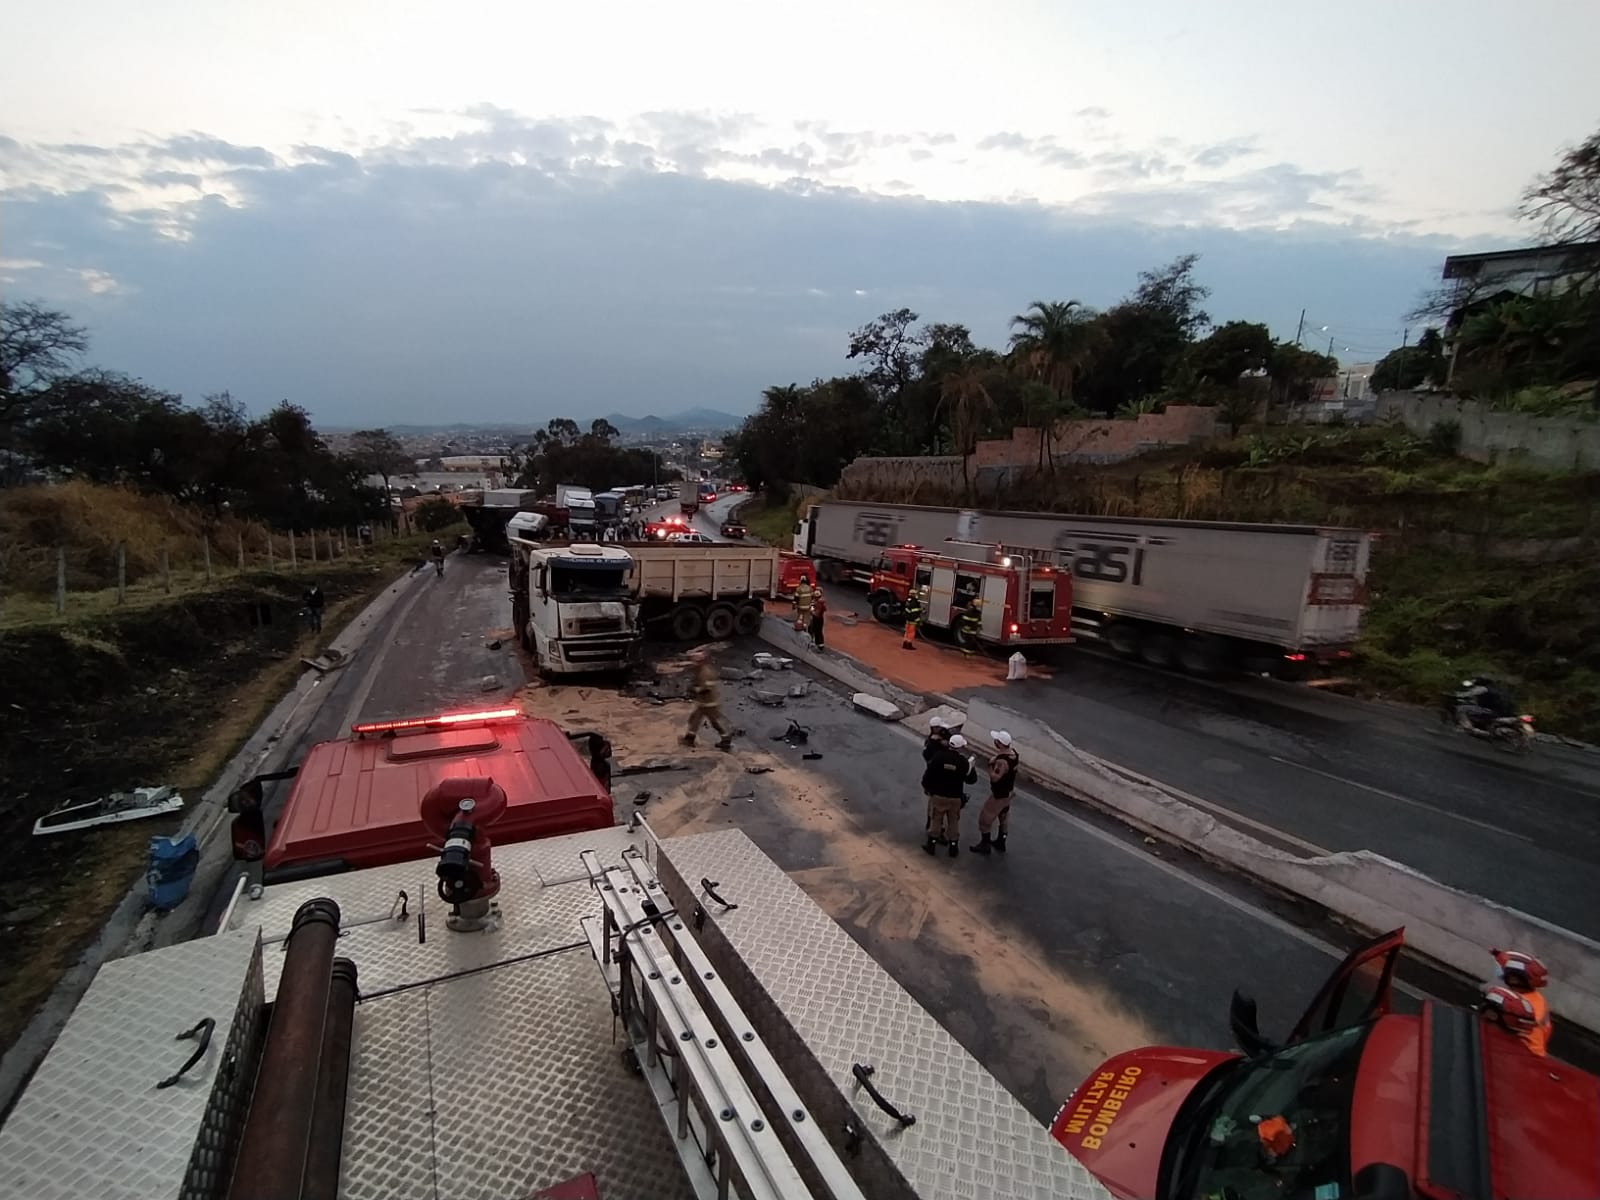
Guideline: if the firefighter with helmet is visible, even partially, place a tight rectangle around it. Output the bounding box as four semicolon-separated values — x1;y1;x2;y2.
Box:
1482;947;1551;1056
957;597;983;656
900;588;923;650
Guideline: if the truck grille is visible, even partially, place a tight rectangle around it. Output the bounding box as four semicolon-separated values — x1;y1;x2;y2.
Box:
573;617;625;635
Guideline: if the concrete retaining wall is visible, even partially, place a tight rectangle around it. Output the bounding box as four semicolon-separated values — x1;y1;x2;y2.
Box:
1378;391;1600;470
961;696;1600;1036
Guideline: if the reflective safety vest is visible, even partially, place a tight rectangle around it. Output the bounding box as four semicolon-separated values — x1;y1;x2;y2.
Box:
959;605;981;632
902;594;922;621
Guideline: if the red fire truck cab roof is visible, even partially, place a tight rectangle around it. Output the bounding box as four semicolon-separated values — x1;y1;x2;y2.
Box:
260;707;613;882
1052;928;1600;1200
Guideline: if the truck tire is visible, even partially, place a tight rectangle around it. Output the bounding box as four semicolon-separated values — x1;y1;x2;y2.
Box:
670;605;705;641
870;593;901;624
1139;632;1177;668
705;603;737;641
734;602;763;637
1106;622;1142;658
1177;634;1226;676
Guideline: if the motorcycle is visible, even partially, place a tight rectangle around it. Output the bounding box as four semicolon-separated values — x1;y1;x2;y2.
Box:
1440;689;1535;754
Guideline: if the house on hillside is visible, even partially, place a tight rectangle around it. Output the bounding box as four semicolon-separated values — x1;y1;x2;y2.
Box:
1440;241;1600;383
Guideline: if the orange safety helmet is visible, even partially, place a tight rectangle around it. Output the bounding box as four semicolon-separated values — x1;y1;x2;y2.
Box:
1483;984;1539;1033
1492;948;1550;991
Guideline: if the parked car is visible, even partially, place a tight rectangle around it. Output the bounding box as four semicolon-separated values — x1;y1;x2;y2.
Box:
720;522;747;539
666;531;715;544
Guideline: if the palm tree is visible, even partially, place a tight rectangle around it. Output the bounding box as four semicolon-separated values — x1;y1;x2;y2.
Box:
1008;300;1103;470
939;360;997;499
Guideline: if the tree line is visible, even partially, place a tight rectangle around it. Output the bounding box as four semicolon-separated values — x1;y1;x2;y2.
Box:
0;304;406;530
724;255;1339;497
503;417;678;494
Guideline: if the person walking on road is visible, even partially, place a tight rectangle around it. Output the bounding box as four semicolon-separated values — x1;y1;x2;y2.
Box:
807;588;828;650
681;653;735;751
430;539;446;577
921;732;977;858
301;583;326;634
900;589;923;650
971;731;1020;854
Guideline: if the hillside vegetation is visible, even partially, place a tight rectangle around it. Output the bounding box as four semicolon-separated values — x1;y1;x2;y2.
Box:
0;482;452;1053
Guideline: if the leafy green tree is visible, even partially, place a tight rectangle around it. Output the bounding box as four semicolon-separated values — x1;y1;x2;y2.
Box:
0;301;89;478
1521;125;1600;253
1267;343;1339;409
1371;329;1447;392
348;428;413;505
1008;300;1103;468
1076;257;1212;415
1188;321;1273;386
413;497;460;531
1215;389;1261;437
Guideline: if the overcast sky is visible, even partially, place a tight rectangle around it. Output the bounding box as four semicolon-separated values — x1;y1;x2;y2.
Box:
3;0;1596;426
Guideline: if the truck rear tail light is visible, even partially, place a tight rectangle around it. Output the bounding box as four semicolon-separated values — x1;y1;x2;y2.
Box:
352;707;521;734
1284;652;1308;662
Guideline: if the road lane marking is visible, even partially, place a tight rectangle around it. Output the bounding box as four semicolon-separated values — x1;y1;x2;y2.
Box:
1266;756;1533;843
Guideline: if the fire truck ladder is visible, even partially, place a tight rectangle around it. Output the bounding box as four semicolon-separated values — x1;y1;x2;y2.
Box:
993;542;1070;571
580;847;869;1200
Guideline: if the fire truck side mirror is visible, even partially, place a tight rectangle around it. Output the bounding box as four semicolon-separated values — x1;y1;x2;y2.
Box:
1228;990;1277;1058
229;778;264;815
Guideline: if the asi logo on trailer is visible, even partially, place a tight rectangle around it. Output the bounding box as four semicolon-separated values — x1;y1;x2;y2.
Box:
853;511;903;548
1052;529;1160;586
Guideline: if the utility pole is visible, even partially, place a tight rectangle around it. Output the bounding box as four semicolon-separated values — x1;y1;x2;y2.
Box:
1294;309;1306;346
1401;328;1409;351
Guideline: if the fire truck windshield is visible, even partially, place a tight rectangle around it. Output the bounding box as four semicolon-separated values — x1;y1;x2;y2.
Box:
1162;1023;1369;1200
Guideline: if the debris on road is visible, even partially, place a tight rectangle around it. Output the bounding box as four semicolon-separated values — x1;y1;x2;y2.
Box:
479;674;501;692
633;791;652;806
300;647;349;674
802;752;823;761
852;692;904;721
753;690;787;707
787;682;810;698
745;766;773;775
751;652;795;671
616;760;689;777
33;785;185;837
772;720;811;745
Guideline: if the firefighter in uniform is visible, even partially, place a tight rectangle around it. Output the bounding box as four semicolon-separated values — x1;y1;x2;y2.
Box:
900;588;923;650
681;654;735;751
957;597;983;655
793;576;814;631
1482;948;1551;1056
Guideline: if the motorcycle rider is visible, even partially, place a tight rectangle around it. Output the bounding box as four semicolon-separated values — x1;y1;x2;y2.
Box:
1454;676;1515;730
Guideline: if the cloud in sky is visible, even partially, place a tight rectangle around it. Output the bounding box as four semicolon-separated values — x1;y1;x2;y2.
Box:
0;110;1481;424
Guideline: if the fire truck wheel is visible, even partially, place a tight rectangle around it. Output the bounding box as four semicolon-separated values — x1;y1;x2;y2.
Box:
734;603;763;637
871;595;901;624
671;605;706;641
705;603;737;640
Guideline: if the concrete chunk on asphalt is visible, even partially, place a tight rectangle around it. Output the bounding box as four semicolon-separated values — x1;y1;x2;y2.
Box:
754;690;788;707
908;704;965;738
852;692;904;721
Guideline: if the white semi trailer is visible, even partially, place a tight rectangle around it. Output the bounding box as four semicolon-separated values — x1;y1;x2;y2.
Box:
794;500;1375;674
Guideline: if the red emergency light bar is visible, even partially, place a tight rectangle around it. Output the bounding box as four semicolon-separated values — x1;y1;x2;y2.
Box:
351;707;522;735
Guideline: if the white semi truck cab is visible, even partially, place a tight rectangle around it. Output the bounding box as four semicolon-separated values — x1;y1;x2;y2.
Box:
511;536;642;673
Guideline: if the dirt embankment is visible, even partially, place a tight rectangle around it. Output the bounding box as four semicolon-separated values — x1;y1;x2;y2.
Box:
0;568;385;1055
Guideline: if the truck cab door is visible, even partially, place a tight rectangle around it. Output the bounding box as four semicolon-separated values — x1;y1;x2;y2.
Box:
1287;926;1405;1044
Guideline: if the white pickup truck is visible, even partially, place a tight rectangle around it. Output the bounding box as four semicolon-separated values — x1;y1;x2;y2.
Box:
509;520;779;673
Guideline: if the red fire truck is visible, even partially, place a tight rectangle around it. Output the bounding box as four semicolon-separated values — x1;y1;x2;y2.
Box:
1051;927;1600;1200
865;540;1075;647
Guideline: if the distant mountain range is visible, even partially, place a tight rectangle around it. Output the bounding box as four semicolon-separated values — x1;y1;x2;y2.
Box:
602;408;744;434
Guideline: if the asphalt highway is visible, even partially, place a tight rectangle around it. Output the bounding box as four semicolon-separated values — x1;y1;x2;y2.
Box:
234;541;1598;1128
705;491;1600;940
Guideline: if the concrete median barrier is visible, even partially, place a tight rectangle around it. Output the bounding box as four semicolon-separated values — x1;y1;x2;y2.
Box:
962;696;1600;1037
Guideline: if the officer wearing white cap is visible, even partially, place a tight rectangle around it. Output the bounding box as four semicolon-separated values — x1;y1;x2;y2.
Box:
921;731;977;857
972;730;1020;854
922;714;951;763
